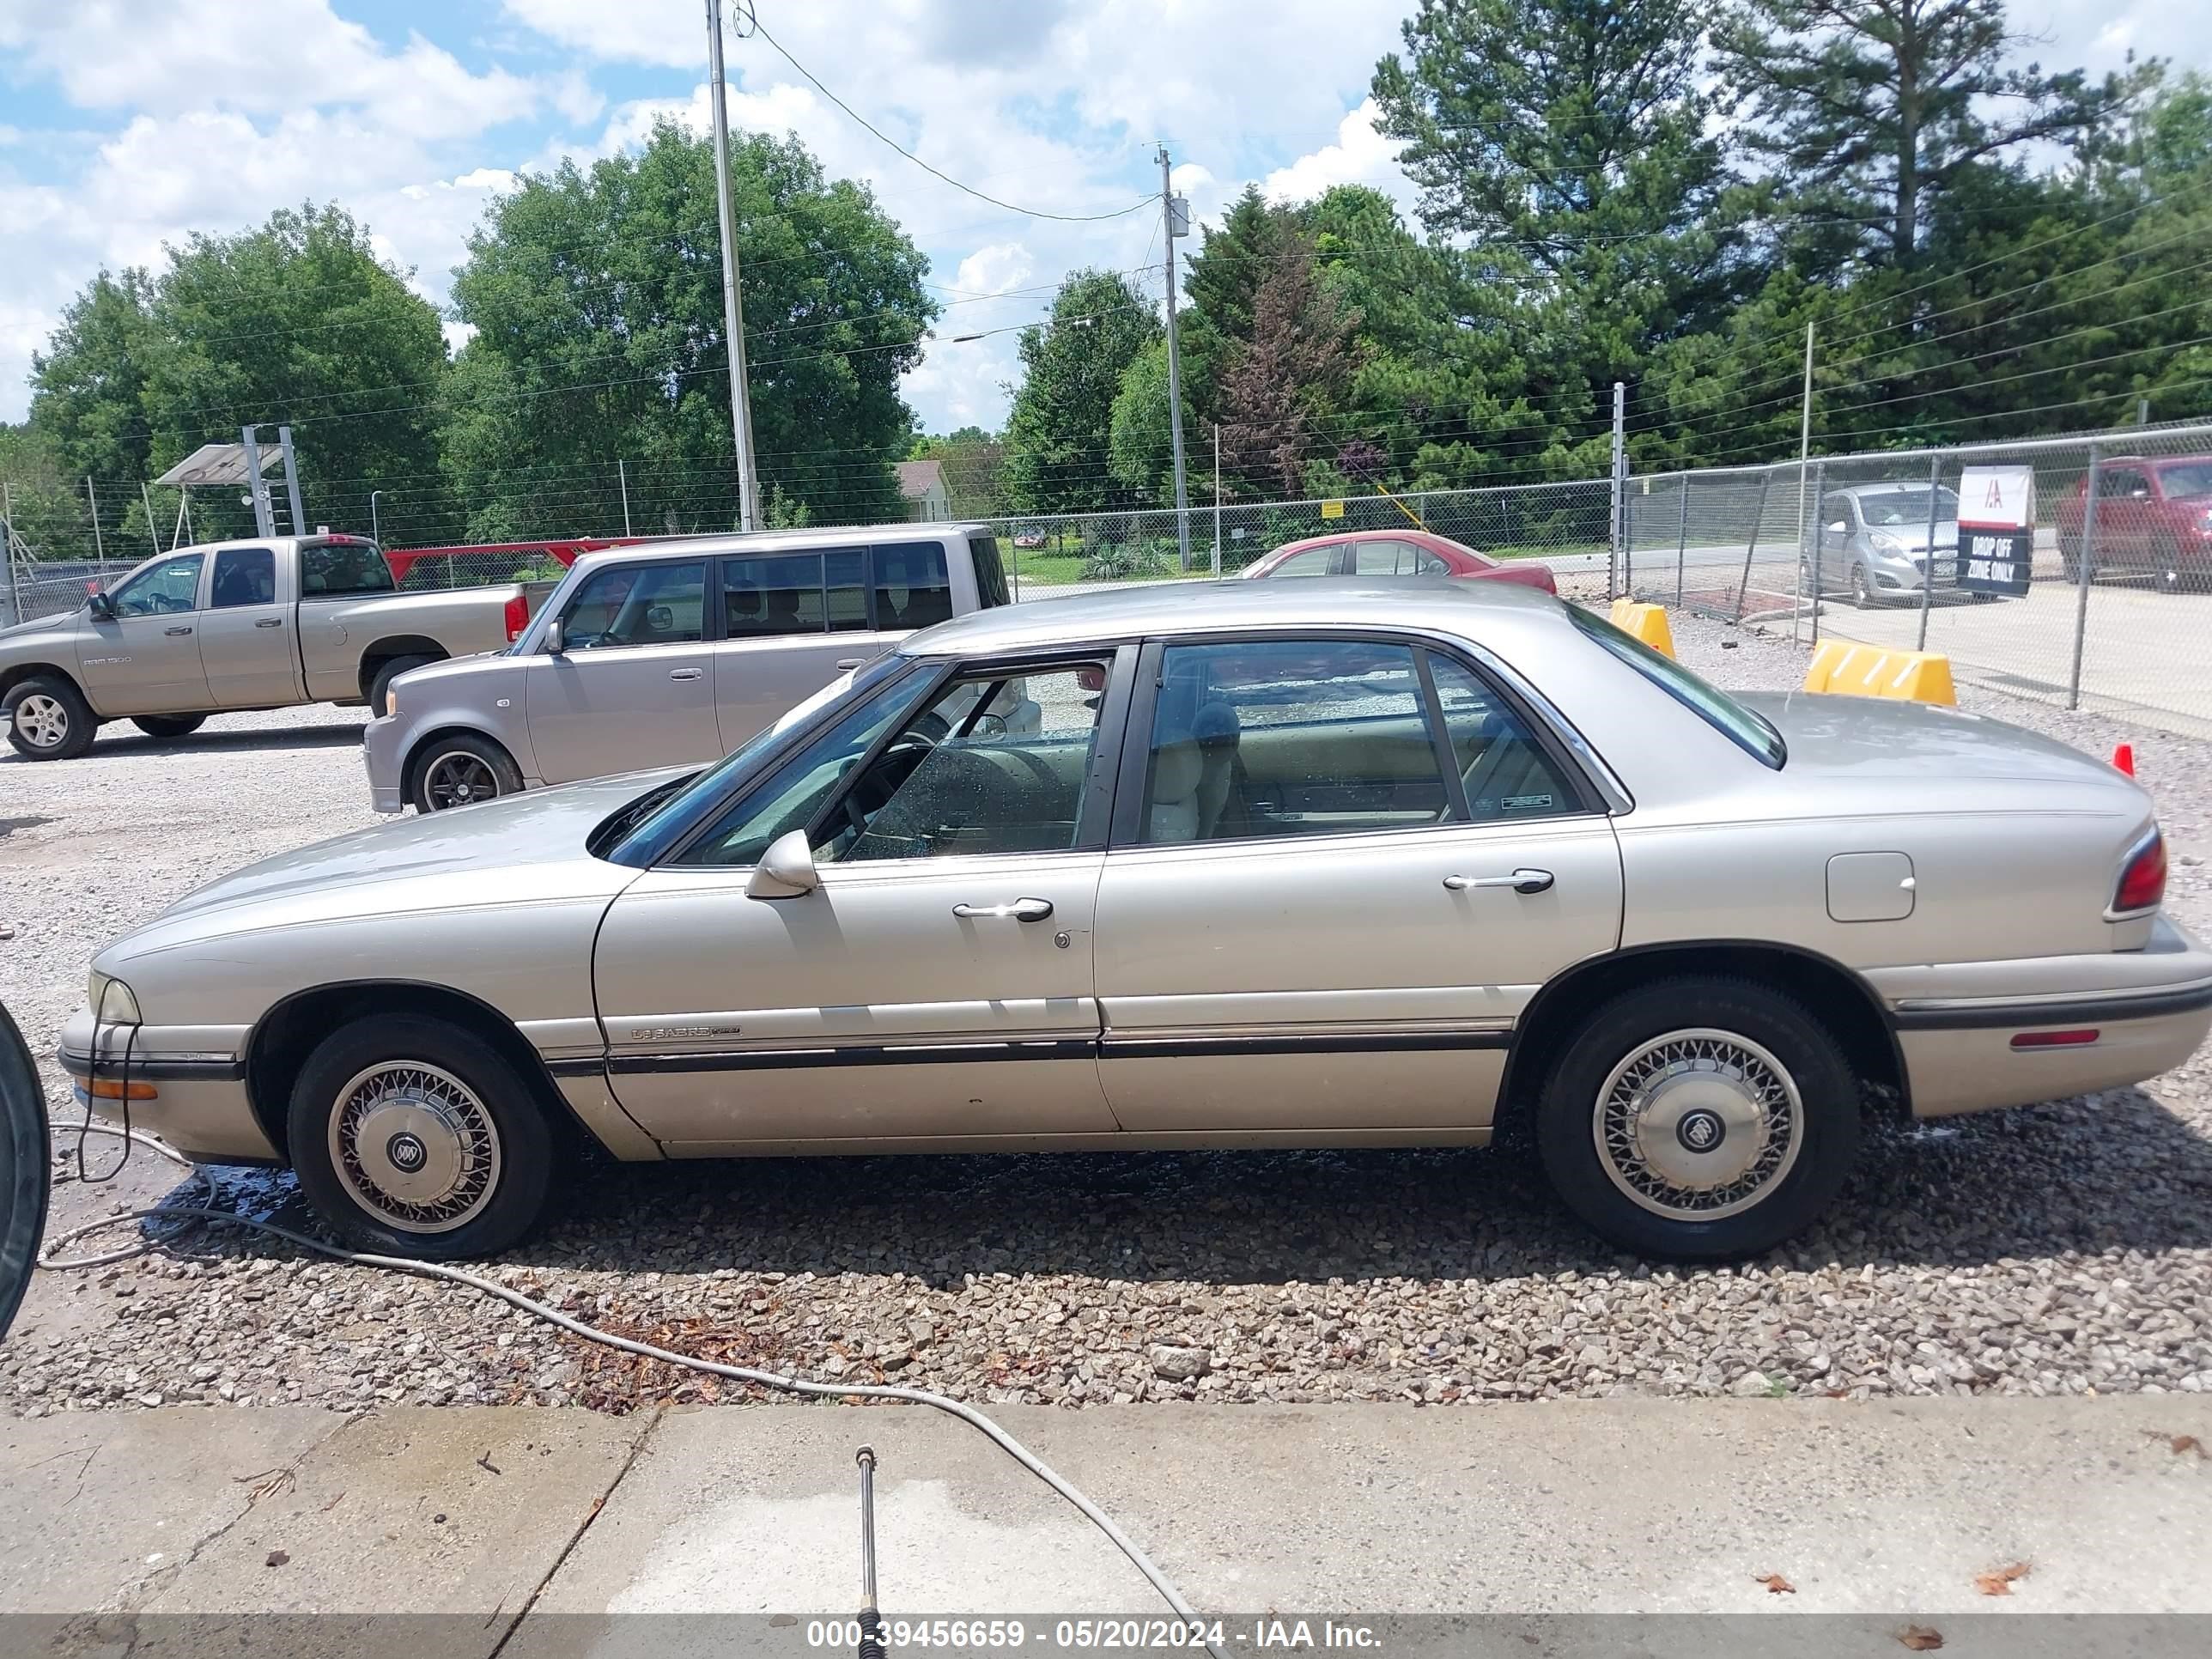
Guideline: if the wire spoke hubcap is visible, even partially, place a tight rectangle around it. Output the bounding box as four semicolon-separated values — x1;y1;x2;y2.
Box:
15;694;68;748
424;752;497;809
328;1061;501;1233
1594;1028;1802;1220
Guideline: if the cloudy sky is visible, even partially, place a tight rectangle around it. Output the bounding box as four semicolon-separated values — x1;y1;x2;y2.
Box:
0;0;2196;434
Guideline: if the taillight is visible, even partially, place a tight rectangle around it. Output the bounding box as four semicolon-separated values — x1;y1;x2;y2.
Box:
2113;830;2166;915
505;592;530;641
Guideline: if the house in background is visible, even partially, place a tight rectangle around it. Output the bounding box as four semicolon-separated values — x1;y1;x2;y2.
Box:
896;459;951;521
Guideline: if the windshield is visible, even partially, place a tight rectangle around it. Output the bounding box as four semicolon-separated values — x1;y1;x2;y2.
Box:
605;654;918;865
1857;487;1958;528
2157;461;2212;499
1567;604;1785;768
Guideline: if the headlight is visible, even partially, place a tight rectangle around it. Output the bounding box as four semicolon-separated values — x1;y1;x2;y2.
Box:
1870;532;1907;556
86;969;142;1026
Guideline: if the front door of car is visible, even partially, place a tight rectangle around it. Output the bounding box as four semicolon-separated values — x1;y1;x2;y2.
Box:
1093;635;1624;1132
593;649;1132;1149
198;546;301;708
2094;466;2154;570
526;558;720;784
76;551;213;714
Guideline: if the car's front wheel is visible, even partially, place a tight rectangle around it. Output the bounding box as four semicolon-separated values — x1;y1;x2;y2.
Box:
1847;564;1873;607
4;675;97;760
410;732;524;811
287;1014;557;1260
1534;976;1861;1260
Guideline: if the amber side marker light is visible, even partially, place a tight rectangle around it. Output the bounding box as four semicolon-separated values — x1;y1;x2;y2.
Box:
2011;1030;2100;1050
83;1078;158;1101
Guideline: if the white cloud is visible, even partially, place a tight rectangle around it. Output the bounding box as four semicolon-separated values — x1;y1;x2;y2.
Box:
951;243;1035;298
1260;98;1413;210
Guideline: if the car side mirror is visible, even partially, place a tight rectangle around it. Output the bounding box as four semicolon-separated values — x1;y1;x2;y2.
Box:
544;615;565;654
746;830;820;899
1827;521;1849;534
87;590;115;621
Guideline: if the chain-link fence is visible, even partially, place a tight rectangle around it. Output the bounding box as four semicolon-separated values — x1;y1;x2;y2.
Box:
1620;421;2212;739
1;558;140;629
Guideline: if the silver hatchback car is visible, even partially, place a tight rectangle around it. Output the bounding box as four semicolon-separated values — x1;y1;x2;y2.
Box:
65;580;2210;1262
1808;483;1963;606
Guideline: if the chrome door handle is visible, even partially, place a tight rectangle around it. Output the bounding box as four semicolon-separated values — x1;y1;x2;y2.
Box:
254;617;283;629
952;897;1054;922
668;667;704;681
835;658;866;670
1443;868;1554;895
165;625;192;636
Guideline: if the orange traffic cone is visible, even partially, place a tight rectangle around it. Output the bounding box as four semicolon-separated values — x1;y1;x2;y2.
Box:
2113;744;2136;776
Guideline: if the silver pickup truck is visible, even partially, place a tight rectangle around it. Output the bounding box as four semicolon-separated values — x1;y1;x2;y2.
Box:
1;534;534;760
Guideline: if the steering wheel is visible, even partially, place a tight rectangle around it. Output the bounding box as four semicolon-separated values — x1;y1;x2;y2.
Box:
826;721;943;848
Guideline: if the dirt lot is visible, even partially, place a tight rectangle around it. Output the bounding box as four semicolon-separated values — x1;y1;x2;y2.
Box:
2;611;2209;1417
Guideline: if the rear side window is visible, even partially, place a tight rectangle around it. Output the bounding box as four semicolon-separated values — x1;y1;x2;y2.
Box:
872;540;954;629
210;548;276;608
300;543;394;597
968;534;1012;608
725;555;827;638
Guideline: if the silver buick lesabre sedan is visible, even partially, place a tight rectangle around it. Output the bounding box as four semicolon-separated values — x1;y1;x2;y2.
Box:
63;580;2212;1261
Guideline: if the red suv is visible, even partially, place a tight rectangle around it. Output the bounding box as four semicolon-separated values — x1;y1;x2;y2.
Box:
2053;454;2212;589
1242;527;1558;593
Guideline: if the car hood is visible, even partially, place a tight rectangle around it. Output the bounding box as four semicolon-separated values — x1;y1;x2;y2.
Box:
0;610;75;643
146;766;690;930
1738;691;2142;792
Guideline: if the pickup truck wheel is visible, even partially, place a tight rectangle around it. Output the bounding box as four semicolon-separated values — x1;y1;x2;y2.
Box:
410;732;524;812
288;1014;556;1260
4;676;97;760
368;654;439;717
1534;976;1861;1261
131;714;207;739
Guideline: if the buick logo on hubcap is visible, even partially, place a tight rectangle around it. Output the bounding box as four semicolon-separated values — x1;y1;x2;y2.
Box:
386;1132;428;1174
1676;1109;1726;1153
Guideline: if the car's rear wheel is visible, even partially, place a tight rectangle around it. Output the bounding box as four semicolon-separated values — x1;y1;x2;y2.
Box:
368;653;439;718
288;1014;556;1260
410;732;524;812
131;713;207;739
1534;976;1862;1260
4;675;97;760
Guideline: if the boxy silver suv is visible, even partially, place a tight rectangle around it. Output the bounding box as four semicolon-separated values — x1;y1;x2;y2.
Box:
363;525;1012;811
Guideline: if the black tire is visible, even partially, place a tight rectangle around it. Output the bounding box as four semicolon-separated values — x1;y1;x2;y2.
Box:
4;674;97;760
1534;975;1862;1261
287;1014;557;1260
0;999;50;1341
2154;535;2184;592
2059;538;2089;586
1847;564;1873;607
368;653;439;717
131;713;207;739
409;731;524;812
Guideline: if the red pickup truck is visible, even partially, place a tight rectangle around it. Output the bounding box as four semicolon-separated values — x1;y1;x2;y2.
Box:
2053;453;2212;589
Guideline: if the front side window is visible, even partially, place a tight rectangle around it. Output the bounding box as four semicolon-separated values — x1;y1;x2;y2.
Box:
106;554;203;617
1139;638;1449;844
725;554;828;638
1567;602;1784;768
563;561;705;649
872;541;954;629
300;542;394;597
210;548;276;608
2101;469;2150;501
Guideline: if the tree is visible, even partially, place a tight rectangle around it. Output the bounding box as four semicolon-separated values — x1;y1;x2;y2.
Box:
446;121;935;541
1216;229;1363;499
1715;0;2158;264
28;270;161;486
910;426;1010;518
1001;270;1161;514
1372;0;1740;386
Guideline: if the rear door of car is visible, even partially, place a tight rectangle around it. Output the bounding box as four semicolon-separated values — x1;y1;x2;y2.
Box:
2095;465;2154;569
526;556;720;783
1091;630;1623;1133
198;545;302;708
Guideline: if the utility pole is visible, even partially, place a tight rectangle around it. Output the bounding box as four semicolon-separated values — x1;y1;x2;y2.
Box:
1212;424;1223;576
1158;144;1192;571
3;482;21;627
618;459;633;537
1607;383;1626;598
369;490;383;548
140;483;161;555
1795;320;1815;638
707;0;762;532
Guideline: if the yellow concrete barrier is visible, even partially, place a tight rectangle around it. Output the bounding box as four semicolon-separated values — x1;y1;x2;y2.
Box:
1607;599;1675;659
1802;636;1957;705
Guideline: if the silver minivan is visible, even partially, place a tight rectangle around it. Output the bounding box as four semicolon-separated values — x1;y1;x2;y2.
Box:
363;525;1012;811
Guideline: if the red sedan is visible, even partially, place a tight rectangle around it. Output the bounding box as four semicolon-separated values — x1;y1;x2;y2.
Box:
1242;527;1558;594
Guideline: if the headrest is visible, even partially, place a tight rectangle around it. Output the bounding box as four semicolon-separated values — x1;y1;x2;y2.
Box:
1191;701;1241;748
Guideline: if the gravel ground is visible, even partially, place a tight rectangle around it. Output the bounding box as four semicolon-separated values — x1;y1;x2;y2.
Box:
3;612;2209;1418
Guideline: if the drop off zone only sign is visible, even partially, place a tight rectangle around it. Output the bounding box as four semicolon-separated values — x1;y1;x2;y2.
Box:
1958;465;2034;597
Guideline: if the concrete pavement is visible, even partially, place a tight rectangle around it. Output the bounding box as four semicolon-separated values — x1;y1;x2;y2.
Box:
3;1396;2208;1650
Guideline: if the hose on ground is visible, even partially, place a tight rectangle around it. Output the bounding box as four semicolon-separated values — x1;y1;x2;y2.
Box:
38;1125;1226;1657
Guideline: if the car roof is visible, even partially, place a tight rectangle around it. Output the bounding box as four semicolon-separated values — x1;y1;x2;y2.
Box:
902;574;1567;658
1270;526;1455;555
562;523;990;580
